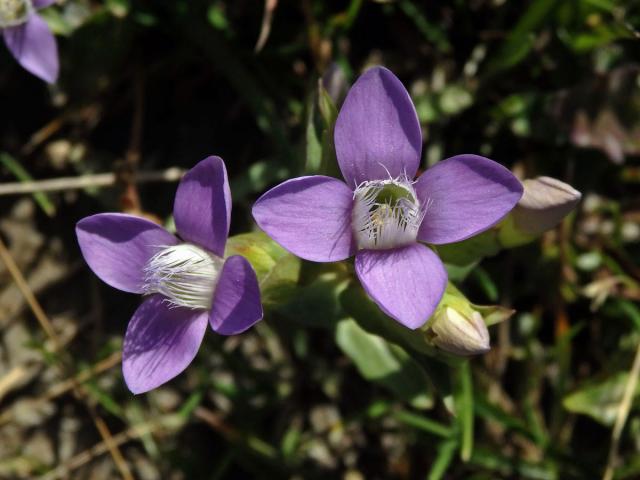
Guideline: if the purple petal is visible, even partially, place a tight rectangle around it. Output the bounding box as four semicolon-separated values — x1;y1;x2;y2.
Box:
3;15;58;84
122;295;208;394
252;175;356;262
76;213;178;294
33;0;56;8
210;255;262;335
355;244;447;329
334;66;422;187
173;156;231;257
415;154;523;244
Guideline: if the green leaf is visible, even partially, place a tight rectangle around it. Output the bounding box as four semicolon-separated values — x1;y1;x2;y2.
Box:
304;84;341;177
427;439;458;480
340;284;439;356
0;153;55;217
563;372;640;426
437;230;501;281
452;362;474;461
305;93;323;174
485;0;557;73
336;318;434;409
84;382;123;418
229;159;290;200
277;267;349;328
207;3;231;32
392;409;452;438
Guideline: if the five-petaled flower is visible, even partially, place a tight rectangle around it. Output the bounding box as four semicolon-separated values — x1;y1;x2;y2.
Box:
76;156;263;394
0;0;58;83
252;66;523;329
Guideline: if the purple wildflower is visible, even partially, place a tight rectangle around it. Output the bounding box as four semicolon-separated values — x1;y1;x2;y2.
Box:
76;156;263;394
1;0;58;83
252;66;523;329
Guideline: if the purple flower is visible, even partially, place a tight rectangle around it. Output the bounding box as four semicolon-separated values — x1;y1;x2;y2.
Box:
76;156;263;394
1;0;58;83
252;66;523;329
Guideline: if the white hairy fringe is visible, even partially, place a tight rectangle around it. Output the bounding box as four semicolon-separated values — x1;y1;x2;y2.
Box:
0;0;33;28
351;175;425;250
143;243;223;310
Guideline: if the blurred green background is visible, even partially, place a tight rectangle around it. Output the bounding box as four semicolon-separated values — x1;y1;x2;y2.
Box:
1;0;640;478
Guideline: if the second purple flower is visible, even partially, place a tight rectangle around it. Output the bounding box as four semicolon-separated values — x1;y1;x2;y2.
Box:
76;156;263;394
252;66;523;329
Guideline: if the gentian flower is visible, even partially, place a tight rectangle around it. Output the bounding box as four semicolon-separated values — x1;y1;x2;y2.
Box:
252;66;523;329
0;0;58;83
76;156;263;394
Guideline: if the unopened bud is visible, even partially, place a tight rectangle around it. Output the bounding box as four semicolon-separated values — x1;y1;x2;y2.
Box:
429;307;490;356
512;176;581;235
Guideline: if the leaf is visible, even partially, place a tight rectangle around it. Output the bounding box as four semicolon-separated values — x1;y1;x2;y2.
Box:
336;318;434;409
563;372;640;426
392;409;452;438
277;269;349;328
436;230;501;282
485;0;557;74
0;153;55;217
305;93;323;174
427;439;458;480
340;284;438;356
452;362;474;461
229;159;290;200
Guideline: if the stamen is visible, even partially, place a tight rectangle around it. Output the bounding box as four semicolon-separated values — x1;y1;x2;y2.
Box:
143;243;223;310
352;175;425;250
0;0;33;28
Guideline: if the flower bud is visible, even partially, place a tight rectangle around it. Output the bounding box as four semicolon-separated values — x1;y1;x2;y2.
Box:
512;176;581;235
429;307;490;356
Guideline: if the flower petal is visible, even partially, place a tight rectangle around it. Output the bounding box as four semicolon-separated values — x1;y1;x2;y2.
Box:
415;154;523;244
33;0;56;8
252;175;356;262
209;255;262;335
3;15;58;84
122;295;208;394
334;66;422;187
355;244;447;329
173;156;231;257
76;213;178;293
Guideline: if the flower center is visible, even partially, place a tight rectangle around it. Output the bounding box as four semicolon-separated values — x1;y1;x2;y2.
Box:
0;0;32;28
143;243;223;310
352;176;424;250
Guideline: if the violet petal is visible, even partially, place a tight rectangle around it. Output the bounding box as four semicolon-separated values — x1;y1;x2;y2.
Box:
173;156;231;257
355;244;447;329
334;66;422;187
252;175;356;262
76;213;178;294
415;154;523;244
3;14;58;84
122;295;208;394
209;255;263;335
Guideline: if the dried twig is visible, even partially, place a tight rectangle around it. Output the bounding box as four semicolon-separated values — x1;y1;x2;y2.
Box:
0;351;122;426
0;168;184;195
38;415;184;480
0;238;134;480
255;0;278;52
